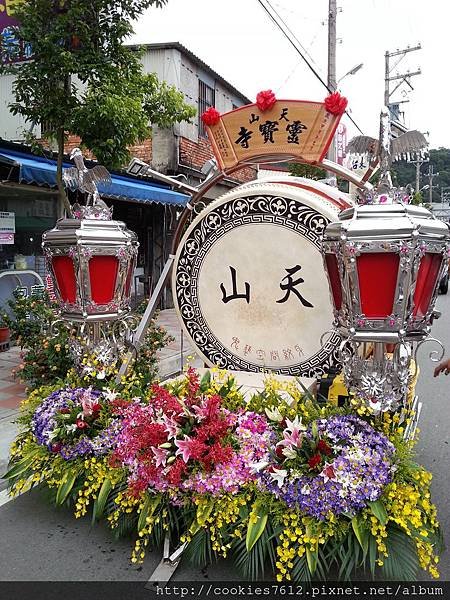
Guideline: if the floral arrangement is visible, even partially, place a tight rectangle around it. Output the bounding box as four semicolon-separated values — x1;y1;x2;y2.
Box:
4;369;443;582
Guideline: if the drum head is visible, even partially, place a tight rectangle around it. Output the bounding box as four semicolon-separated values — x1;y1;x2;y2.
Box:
172;181;346;377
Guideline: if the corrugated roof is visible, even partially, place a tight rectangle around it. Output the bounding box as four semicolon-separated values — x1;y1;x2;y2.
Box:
128;42;252;105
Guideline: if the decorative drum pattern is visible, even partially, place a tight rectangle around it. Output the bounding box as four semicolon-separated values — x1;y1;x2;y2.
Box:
173;182;350;377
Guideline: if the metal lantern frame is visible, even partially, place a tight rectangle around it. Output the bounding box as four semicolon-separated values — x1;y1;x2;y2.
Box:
322;202;449;414
43;218;138;323
322;203;449;345
322;204;450;343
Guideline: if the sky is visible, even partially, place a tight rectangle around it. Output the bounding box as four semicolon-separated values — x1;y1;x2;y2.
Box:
130;0;448;150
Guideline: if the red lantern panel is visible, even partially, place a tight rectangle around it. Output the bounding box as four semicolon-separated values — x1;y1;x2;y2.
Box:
89;256;119;304
413;252;442;318
52;256;77;304
356;253;400;318
325;253;342;310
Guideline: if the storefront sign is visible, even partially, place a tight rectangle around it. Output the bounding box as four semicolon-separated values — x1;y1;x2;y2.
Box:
0;211;15;233
205;100;342;171
173;183;344;377
336;123;347;165
0;0;32;63
0;232;14;244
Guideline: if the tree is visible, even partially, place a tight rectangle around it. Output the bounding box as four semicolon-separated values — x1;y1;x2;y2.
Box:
0;0;196;214
288;162;327;180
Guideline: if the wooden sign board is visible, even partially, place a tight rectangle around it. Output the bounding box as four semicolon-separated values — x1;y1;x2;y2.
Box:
205;100;341;170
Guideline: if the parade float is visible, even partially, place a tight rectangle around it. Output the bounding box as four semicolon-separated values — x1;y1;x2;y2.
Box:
4;92;447;582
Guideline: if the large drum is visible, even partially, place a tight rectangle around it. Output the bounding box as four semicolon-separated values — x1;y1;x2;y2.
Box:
172;178;352;377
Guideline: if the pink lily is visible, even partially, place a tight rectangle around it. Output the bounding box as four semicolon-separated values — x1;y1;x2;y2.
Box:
162;415;179;439
174;436;193;462
151;446;168;468
278;427;303;449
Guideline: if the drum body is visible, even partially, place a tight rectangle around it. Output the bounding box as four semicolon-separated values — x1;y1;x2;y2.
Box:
172;178;352;377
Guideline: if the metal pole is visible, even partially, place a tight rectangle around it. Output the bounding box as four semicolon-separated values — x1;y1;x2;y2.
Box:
115;255;175;382
384;51;390;107
326;0;337;168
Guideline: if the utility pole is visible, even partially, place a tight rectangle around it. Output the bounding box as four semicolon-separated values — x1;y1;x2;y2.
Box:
327;0;337;168
384;45;421;127
425;165;439;204
412;155;429;193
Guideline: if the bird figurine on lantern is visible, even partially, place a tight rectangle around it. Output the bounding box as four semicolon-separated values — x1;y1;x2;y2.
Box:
322;107;449;419
42;149;139;367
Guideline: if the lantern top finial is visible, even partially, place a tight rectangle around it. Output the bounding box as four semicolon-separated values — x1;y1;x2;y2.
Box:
63;149;112;214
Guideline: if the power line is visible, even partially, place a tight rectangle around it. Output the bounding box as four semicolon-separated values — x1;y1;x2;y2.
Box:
256;0;365;135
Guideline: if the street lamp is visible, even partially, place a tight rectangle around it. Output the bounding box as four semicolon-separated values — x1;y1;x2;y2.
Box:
337;62;364;88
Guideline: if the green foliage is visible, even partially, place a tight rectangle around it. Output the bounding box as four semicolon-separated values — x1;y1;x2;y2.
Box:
392;148;450;202
289;162;327;180
1;0;195;171
2;290;173;391
1;289;73;388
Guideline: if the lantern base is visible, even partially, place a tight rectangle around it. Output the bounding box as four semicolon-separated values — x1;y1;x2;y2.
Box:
51;315;139;374
340;340;412;414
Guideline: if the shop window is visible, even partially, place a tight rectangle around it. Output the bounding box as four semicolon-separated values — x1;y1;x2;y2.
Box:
198;80;215;138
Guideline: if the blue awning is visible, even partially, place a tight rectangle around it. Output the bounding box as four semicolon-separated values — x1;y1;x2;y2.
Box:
0;149;189;206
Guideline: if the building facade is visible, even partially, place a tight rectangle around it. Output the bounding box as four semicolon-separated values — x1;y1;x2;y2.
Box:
0;42;257;305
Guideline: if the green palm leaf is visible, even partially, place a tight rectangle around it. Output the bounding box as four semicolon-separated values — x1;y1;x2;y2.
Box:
2;448;41;480
183;528;214;568
55;470;78;505
246;500;269;552
92;477;112;522
381;526;419;581
368;499;388;525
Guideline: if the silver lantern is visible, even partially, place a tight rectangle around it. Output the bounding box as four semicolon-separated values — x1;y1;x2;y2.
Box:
322;202;449;413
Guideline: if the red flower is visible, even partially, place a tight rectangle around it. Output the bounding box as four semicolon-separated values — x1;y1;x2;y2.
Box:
201;107;221;127
308;453;322;470
324;92;348;115
76;418;88;430
256;89;276;112
59;408;71;414
317;439;332;456
275;446;285;460
110;398;130;413
51;442;63;453
167;458;187;486
186;367;200;400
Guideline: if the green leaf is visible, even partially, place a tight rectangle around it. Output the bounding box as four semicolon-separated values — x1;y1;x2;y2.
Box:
2;448;41;480
381;526;419;580
199;370;211;392
352;516;369;555
368;499;388;525
306;546;318;574
55;471;77;505
246;501;269;552
92;478;112;521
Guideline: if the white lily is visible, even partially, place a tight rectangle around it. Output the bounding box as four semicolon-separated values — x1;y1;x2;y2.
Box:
269;468;288;489
264;406;283;422
284;415;307;432
281;446;298;460
103;388;119;402
249;460;269;473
